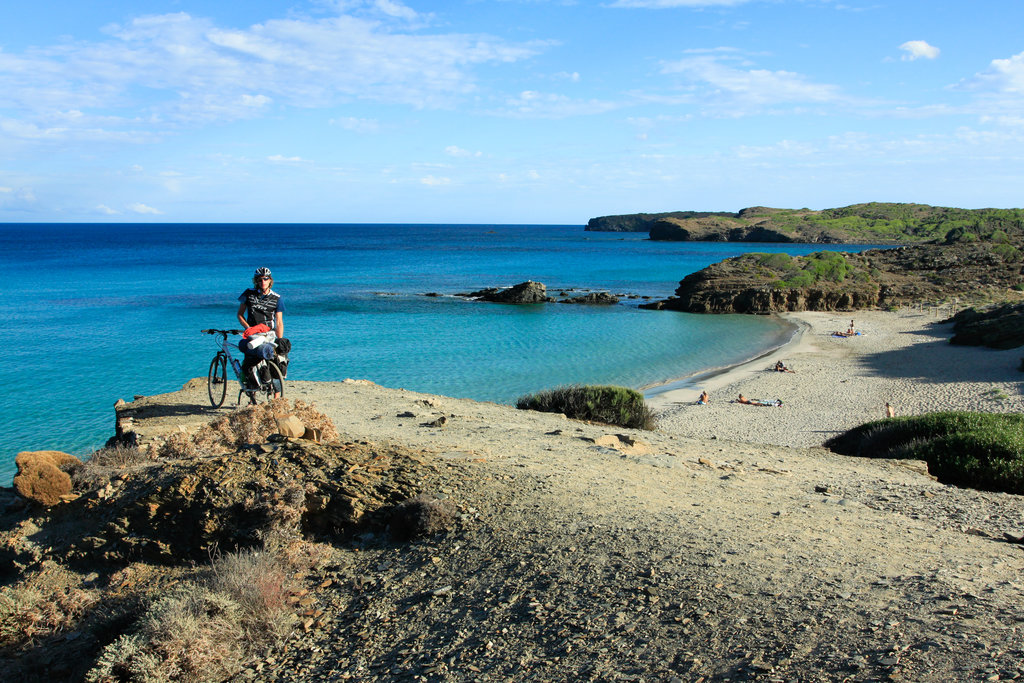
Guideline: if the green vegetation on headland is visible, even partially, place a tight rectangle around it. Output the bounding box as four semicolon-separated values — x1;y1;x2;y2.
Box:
630;202;1024;314
825;412;1024;495
516;385;656;430
588;202;1024;245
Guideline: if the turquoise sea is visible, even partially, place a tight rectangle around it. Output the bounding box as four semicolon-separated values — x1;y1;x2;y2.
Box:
3;223;873;483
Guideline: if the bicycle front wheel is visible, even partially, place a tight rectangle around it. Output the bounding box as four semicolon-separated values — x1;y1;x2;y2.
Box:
208;355;227;407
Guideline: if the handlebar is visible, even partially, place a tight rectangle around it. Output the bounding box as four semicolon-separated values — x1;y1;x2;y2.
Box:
201;328;243;336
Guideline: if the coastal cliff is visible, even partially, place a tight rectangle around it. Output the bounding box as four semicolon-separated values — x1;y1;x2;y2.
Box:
589;202;1024;245
643;242;1024;313
585;210;731;232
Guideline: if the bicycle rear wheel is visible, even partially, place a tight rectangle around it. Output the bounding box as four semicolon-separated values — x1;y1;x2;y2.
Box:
262;360;285;402
207;355;227;407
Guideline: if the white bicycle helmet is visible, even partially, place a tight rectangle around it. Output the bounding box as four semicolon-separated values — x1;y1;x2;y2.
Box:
254;267;272;278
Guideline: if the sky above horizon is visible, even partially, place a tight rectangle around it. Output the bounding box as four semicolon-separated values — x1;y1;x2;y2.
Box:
2;0;1023;224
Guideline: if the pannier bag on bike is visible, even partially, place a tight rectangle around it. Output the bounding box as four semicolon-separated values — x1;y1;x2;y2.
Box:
275;337;291;378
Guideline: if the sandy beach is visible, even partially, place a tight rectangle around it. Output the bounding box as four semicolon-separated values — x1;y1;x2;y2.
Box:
648;309;1024;447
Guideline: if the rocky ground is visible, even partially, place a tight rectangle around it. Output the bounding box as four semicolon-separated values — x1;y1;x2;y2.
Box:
3;369;1024;681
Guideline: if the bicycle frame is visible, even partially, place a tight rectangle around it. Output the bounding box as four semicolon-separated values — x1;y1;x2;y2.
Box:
203;328;283;406
206;328;246;386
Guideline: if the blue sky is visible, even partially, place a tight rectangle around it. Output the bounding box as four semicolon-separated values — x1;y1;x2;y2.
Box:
2;0;1023;223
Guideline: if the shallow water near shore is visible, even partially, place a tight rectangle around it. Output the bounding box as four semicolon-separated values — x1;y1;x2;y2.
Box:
4;223;875;482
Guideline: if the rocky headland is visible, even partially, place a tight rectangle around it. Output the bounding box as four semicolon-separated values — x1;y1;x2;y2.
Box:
588;203;1024;244
642;240;1023;314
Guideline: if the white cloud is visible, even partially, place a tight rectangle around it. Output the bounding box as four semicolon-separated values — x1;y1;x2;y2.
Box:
0;9;544;135
0;185;37;208
552;71;581;82
128;202;162;214
960;51;1024;94
373;0;419;21
420;175;451;185
96;204;120;215
240;94;273;108
899;40;940;61
268;154;305;162
660;54;843;107
330;116;381;133
445;145;481;158
503;90;621;118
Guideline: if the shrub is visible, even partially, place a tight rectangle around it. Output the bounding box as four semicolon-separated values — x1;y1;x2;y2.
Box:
516;385;656;430
992;242;1021;262
756;252;794;271
0;583;99;646
390;494;458;540
87;549;296;683
825;411;1024;494
73;444;156;492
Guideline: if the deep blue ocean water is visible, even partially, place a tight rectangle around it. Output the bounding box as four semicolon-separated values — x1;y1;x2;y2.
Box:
3;223;875;483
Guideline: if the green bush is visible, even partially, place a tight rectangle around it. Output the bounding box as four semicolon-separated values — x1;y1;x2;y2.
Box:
756;252;794;271
992;242;1021;262
516;384;656;430
825;411;1024;494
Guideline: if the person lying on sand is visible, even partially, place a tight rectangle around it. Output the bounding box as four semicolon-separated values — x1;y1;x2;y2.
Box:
697;390;709;405
737;394;783;407
774;360;795;373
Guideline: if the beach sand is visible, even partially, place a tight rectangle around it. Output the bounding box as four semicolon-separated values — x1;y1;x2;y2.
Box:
648;309;1024;448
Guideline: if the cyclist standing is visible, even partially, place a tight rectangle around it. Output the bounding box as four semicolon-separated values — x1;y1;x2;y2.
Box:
237;267;286;392
238;267;285;338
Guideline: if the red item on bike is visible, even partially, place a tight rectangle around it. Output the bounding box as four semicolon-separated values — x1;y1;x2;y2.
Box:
243;324;270;338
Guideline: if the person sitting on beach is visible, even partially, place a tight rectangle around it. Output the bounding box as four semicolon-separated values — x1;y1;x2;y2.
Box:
697;390;709;405
774;360;794;373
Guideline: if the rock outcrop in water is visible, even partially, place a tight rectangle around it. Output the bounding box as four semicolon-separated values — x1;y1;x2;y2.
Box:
458;281;552;303
558;291;619;305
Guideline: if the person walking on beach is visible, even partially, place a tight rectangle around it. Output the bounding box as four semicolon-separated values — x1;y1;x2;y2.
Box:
885;402;895;418
237;267;286;394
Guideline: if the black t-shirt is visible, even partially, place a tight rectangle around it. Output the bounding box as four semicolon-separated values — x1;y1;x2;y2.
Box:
238;288;285;329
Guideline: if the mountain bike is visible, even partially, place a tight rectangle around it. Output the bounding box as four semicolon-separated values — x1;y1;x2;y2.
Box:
202;329;285;407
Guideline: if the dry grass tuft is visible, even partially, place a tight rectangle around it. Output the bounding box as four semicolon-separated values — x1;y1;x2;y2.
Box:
87;549;297;683
0;582;100;646
73;444;156;491
159;399;340;459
